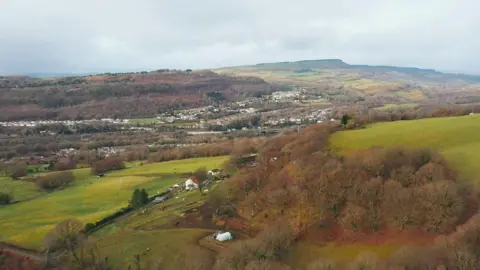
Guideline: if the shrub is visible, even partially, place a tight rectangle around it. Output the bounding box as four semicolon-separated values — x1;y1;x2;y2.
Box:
91;156;125;175
36;171;75;190
53;158;77;171
10;163;28;179
45;219;85;253
0;192;13;205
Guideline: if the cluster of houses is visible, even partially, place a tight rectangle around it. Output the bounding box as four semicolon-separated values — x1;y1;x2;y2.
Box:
0;118;130;128
264;108;332;126
271;90;302;101
152;169;224;204
156;106;212;123
55;146;125;157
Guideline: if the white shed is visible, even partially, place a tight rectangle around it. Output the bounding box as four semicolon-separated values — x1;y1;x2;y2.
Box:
216;232;233;242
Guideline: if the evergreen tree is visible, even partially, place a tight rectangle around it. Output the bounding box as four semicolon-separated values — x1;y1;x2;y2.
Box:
341;114;351;126
130;189;142;208
140;189;149;205
130;188;149;208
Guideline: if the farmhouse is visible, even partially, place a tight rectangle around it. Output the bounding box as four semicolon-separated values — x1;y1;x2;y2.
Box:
185;177;199;190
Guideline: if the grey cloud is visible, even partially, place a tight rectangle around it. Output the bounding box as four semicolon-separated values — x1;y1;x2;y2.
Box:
0;0;479;74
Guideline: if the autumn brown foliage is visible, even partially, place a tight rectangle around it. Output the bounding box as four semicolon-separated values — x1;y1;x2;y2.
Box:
0;71;279;121
91;156;125;175
224;124;475;236
36;171;75;190
214;223;294;270
9;162;28;179
149;138;263;162
53;157;77;171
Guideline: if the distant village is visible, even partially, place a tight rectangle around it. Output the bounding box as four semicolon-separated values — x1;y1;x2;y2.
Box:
0;89;332;135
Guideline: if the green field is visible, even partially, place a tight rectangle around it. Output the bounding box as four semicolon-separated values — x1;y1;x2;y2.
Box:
97;228;214;269
330;115;480;182
0;177;45;202
375;103;419;110
128;118;160;125
27;164;50;175
0;156;228;248
110;156;229;177
91;182;214;268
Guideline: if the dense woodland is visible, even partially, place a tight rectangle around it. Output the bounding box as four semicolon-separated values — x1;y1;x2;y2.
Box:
0;71;280;121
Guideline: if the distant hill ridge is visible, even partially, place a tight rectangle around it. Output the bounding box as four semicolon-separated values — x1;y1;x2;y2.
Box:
247;59;480;83
255;59;437;73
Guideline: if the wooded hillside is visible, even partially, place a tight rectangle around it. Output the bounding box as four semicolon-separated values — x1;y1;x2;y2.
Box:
0;71;279;121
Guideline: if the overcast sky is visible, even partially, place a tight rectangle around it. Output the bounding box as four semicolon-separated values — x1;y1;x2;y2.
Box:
1;0;479;75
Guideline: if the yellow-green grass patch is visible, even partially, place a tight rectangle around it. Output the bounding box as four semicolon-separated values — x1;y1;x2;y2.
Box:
285;241;399;269
110;156;229;177
396;89;426;101
0;177;44;202
127;118;159;125
375;103;419;111
96;228;214;269
330;115;480;183
0;175;179;248
26;167;91;181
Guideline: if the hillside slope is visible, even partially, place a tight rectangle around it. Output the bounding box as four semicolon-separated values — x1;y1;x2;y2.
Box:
0;71;279;121
330;114;480;183
218;59;480;105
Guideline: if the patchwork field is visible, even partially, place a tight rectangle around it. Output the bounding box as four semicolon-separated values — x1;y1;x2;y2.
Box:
330;114;480;182
217;67;429;103
0;156;228;248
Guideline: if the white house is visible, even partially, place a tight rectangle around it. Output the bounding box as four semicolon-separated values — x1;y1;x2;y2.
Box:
185;178;199;191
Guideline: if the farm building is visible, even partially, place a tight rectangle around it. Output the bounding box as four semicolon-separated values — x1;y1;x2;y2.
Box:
185;177;199;190
216;232;233;242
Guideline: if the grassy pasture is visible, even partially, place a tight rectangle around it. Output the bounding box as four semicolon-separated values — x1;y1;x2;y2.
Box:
0;175;175;247
330;114;480;182
396;89;426;101
375;103;419;110
110;156;229;177
285;241;399;269
127;118;159;125
96;228;214;269
0;177;44;202
0;156;228;248
27;164;49;174
91;185;213;268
